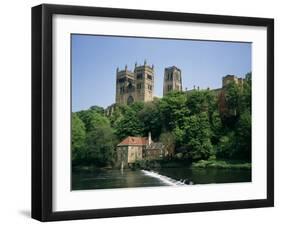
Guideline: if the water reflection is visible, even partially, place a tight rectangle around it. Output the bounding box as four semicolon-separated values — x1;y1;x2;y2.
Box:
72;167;251;190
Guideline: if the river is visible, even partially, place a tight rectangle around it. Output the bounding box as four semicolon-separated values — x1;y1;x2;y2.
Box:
72;167;251;190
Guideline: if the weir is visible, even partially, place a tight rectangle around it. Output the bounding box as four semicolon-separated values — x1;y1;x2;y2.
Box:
141;170;187;186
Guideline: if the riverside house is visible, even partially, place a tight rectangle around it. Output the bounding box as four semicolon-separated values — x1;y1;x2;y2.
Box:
116;132;165;166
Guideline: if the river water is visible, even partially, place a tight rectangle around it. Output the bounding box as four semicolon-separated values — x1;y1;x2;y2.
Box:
72;167;251;190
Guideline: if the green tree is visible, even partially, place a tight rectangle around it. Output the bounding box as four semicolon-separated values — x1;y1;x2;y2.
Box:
222;81;242;128
216;132;236;158
235;110;251;160
85;124;117;166
74;107;118;166
90;105;104;114
216;72;252;161
159;91;189;131
241;72;252;113
186;90;209;115
108;104;123;129
114;103;144;140
210;110;223;145
172;126;186;147
71;113;86;162
77;109;110;132
225;82;241;112
184;113;214;160
138;100;162;140
186;89;217;127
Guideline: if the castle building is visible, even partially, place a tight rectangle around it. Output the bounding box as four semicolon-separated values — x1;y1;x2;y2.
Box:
218;74;246;117
115;61;154;105
163;66;182;96
222;74;244;88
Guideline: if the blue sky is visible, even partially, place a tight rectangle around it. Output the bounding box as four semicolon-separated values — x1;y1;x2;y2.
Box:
72;34;251;112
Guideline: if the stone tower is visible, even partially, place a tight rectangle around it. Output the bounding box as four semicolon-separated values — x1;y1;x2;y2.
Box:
115;61;154;105
163;66;182;96
115;65;136;105
222;74;244;88
134;60;154;103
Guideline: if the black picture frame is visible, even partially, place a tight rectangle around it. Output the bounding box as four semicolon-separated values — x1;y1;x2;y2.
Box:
32;3;274;222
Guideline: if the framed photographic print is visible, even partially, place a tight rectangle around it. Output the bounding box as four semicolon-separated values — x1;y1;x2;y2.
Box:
32;4;274;221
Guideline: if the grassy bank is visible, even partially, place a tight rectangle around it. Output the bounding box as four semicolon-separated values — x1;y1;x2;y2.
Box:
192;159;251;170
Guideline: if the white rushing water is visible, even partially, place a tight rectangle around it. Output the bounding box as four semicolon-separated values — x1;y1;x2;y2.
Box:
141;170;187;186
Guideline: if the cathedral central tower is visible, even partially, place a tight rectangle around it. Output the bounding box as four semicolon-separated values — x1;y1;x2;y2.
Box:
115;60;154;105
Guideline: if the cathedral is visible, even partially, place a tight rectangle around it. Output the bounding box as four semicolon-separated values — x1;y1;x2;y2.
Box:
115;61;182;105
104;60;245;116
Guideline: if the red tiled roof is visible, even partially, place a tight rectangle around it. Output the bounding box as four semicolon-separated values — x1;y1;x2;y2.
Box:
117;136;148;146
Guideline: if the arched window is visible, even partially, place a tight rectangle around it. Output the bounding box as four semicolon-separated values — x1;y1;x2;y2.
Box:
127;95;134;105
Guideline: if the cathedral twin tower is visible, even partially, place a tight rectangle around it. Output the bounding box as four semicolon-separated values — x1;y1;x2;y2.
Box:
115;61;182;105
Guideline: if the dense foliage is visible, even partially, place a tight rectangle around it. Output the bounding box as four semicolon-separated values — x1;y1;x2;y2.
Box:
72;73;252;167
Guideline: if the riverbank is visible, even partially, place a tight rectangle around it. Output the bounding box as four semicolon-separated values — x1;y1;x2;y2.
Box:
73;158;251;172
192;159;251;170
131;159;192;170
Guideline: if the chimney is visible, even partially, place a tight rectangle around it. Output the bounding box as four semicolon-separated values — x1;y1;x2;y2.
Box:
148;132;152;145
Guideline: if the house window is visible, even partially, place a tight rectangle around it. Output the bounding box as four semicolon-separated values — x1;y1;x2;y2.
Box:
147;74;152;80
137;83;142;89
